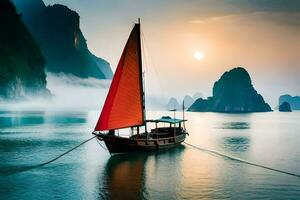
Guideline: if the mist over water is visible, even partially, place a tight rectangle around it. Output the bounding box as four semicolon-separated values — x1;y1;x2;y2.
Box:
0;73;168;112
46;73;110;110
0;73;108;111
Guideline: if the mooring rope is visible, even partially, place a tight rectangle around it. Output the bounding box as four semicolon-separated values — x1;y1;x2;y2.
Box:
36;135;97;167
0;135;98;176
184;142;300;178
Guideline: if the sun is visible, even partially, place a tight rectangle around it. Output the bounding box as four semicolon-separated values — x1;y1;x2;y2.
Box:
194;51;204;60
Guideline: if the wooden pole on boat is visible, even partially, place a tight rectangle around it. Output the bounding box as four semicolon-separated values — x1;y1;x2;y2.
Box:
182;100;186;130
173;109;176;119
131;127;134;136
173;123;175;138
157;125;158;139
182;100;185;121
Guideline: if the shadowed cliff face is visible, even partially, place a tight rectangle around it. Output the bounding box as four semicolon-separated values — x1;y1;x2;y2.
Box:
13;0;45;20
13;0;113;79
188;67;272;113
0;0;50;99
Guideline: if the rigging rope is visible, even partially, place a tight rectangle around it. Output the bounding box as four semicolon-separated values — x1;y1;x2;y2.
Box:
184;142;300;178
140;29;167;108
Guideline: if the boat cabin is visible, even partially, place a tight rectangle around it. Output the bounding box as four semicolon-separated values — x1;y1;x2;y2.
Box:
146;116;186;138
127;116;187;139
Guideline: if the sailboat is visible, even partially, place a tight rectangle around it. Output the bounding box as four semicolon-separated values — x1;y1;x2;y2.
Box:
92;19;188;154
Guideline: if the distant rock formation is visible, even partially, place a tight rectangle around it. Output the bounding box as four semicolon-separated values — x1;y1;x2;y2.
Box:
0;0;50;99
193;92;203;100
13;0;113;79
167;97;180;110
279;102;292;112
189;97;214;112
183;95;195;108
188;67;272;113
279;95;300;110
166;95;200;110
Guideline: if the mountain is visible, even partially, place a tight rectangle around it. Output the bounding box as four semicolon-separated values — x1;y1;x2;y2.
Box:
279;95;300;110
13;0;113;79
183;95;195;108
188;67;272;113
279;102;292;112
0;0;50;99
167;97;180;110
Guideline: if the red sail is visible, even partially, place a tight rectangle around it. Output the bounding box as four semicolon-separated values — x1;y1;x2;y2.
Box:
95;24;144;131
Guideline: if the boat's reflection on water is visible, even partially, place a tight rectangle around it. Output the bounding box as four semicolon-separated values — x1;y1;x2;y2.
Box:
98;145;186;200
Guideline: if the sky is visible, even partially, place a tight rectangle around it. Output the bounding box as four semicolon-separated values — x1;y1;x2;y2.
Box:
43;0;300;107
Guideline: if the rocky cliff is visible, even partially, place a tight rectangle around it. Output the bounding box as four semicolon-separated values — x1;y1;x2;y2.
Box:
279;95;300;110
188;67;272;113
0;0;50;99
279;102;292;112
13;0;113;79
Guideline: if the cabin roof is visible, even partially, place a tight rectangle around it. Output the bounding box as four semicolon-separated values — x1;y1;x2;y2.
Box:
146;116;187;124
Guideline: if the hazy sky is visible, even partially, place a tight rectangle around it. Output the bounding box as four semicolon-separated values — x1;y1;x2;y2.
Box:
43;0;300;107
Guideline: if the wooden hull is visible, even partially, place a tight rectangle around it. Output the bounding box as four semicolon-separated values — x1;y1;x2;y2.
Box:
96;133;187;154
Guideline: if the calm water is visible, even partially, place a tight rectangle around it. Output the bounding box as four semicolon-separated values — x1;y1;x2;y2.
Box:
0;110;300;199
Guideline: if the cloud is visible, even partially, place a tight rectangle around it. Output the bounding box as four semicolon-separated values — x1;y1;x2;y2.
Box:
223;0;300;26
188;0;300;28
185;0;300;26
226;0;300;13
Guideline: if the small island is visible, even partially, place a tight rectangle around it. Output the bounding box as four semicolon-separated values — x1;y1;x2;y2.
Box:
279;102;292;112
188;67;272;113
279;95;300;110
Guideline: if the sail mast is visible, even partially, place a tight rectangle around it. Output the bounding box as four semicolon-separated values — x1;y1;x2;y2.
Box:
137;18;146;123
